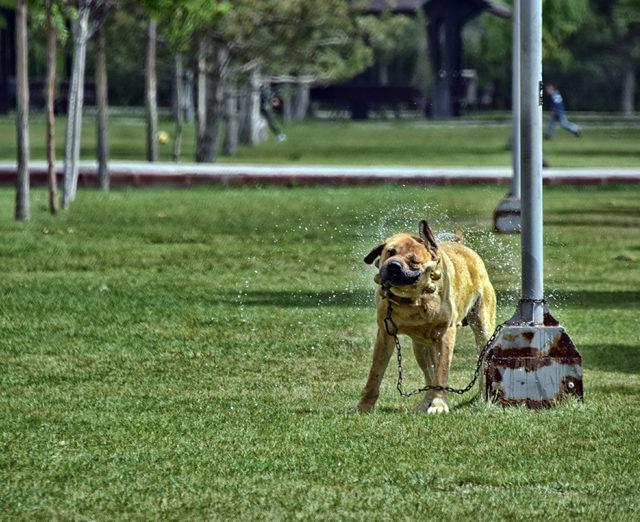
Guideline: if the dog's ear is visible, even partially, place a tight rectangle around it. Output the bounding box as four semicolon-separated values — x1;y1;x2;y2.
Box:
364;243;385;265
419;219;438;256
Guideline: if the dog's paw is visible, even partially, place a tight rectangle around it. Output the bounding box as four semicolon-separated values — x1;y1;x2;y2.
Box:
345;402;375;414
427;397;449;414
415;397;449;414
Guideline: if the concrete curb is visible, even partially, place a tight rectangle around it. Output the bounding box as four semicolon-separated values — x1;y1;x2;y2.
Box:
1;161;639;187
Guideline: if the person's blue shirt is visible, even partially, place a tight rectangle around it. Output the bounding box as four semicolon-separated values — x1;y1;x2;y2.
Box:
550;91;565;114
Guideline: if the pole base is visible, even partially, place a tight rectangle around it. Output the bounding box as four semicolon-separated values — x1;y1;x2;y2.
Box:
493;195;521;234
484;304;583;408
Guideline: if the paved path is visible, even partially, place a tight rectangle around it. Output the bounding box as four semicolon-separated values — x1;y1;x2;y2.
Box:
1;161;639;187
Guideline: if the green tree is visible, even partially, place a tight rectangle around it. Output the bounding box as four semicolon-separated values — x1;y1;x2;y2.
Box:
222;0;373;82
45;0;59;211
142;0;230;162
542;0;589;66
61;1;117;209
219;0;378;147
24;0;68;212
586;0;640;114
466;0;588;109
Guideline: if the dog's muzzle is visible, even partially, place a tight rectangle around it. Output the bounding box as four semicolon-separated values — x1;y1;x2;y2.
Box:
380;260;421;286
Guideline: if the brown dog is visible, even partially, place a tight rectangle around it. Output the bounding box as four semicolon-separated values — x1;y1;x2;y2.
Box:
355;219;496;414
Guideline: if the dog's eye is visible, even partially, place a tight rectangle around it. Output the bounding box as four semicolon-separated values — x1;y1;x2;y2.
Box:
386;249;396;257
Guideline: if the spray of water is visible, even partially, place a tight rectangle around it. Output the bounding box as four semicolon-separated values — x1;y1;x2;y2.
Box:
233;199;521;352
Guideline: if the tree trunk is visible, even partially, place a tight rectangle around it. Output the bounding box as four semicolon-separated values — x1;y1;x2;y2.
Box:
173;53;184;162
237;84;248;144
184;67;195;123
145;18;158;162
622;64;636;116
95;23;109;191
281;85;292;123
15;0;29;221
62;5;90;209
238;68;262;146
195;42;228;163
412;7;431;116
222;82;238;156
45;0;58;214
292;82;310;121
196;36;208;143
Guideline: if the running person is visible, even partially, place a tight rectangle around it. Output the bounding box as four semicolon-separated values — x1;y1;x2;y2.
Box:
545;83;581;139
260;83;286;142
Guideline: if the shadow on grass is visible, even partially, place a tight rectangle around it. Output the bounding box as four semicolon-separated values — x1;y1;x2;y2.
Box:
216;289;375;308
217;289;639;309
554;206;640;217
581;343;640;374
545;218;639;228
451;393;480;411
548;290;640;308
589;383;640;395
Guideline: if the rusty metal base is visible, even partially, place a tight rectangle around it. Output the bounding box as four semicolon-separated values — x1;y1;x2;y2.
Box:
493;195;521;234
484;307;583;408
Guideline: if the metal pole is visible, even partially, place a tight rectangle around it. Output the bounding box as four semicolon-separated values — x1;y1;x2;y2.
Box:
492;1;521;233
486;1;583;406
510;0;521;199
519;0;544;323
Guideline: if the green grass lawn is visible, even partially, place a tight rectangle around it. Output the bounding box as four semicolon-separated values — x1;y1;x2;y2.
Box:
1;184;639;519
1;113;639;167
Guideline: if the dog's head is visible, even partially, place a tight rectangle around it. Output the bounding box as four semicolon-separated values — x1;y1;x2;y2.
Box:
364;219;440;297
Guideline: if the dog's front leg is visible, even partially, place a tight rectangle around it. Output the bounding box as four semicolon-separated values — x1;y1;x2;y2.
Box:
355;328;395;412
414;326;456;414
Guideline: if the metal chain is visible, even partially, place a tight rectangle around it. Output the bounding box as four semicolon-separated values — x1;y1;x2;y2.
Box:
383;294;503;397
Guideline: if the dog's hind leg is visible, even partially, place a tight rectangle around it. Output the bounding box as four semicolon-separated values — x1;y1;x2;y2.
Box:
468;287;497;348
355;329;395;412
467;286;497;395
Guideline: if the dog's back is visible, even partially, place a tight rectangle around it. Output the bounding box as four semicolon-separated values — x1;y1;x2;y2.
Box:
439;241;495;330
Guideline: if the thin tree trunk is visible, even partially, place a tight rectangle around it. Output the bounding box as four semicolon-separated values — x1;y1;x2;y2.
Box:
62;5;90;209
45;0;58;214
622;65;636;116
95;23;109;190
145;18;158;162
196;42;228;163
196;36;207;144
239;68;262;146
184;67;195;123
15;0;29;220
237;84;248;144
292;81;310;121
222;82;238;156
173;53;184;162
281;85;292;123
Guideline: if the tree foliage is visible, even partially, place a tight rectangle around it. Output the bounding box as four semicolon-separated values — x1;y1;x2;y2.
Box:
586;0;640;62
541;0;589;66
143;0;230;51
12;0;640;112
221;0;374;82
